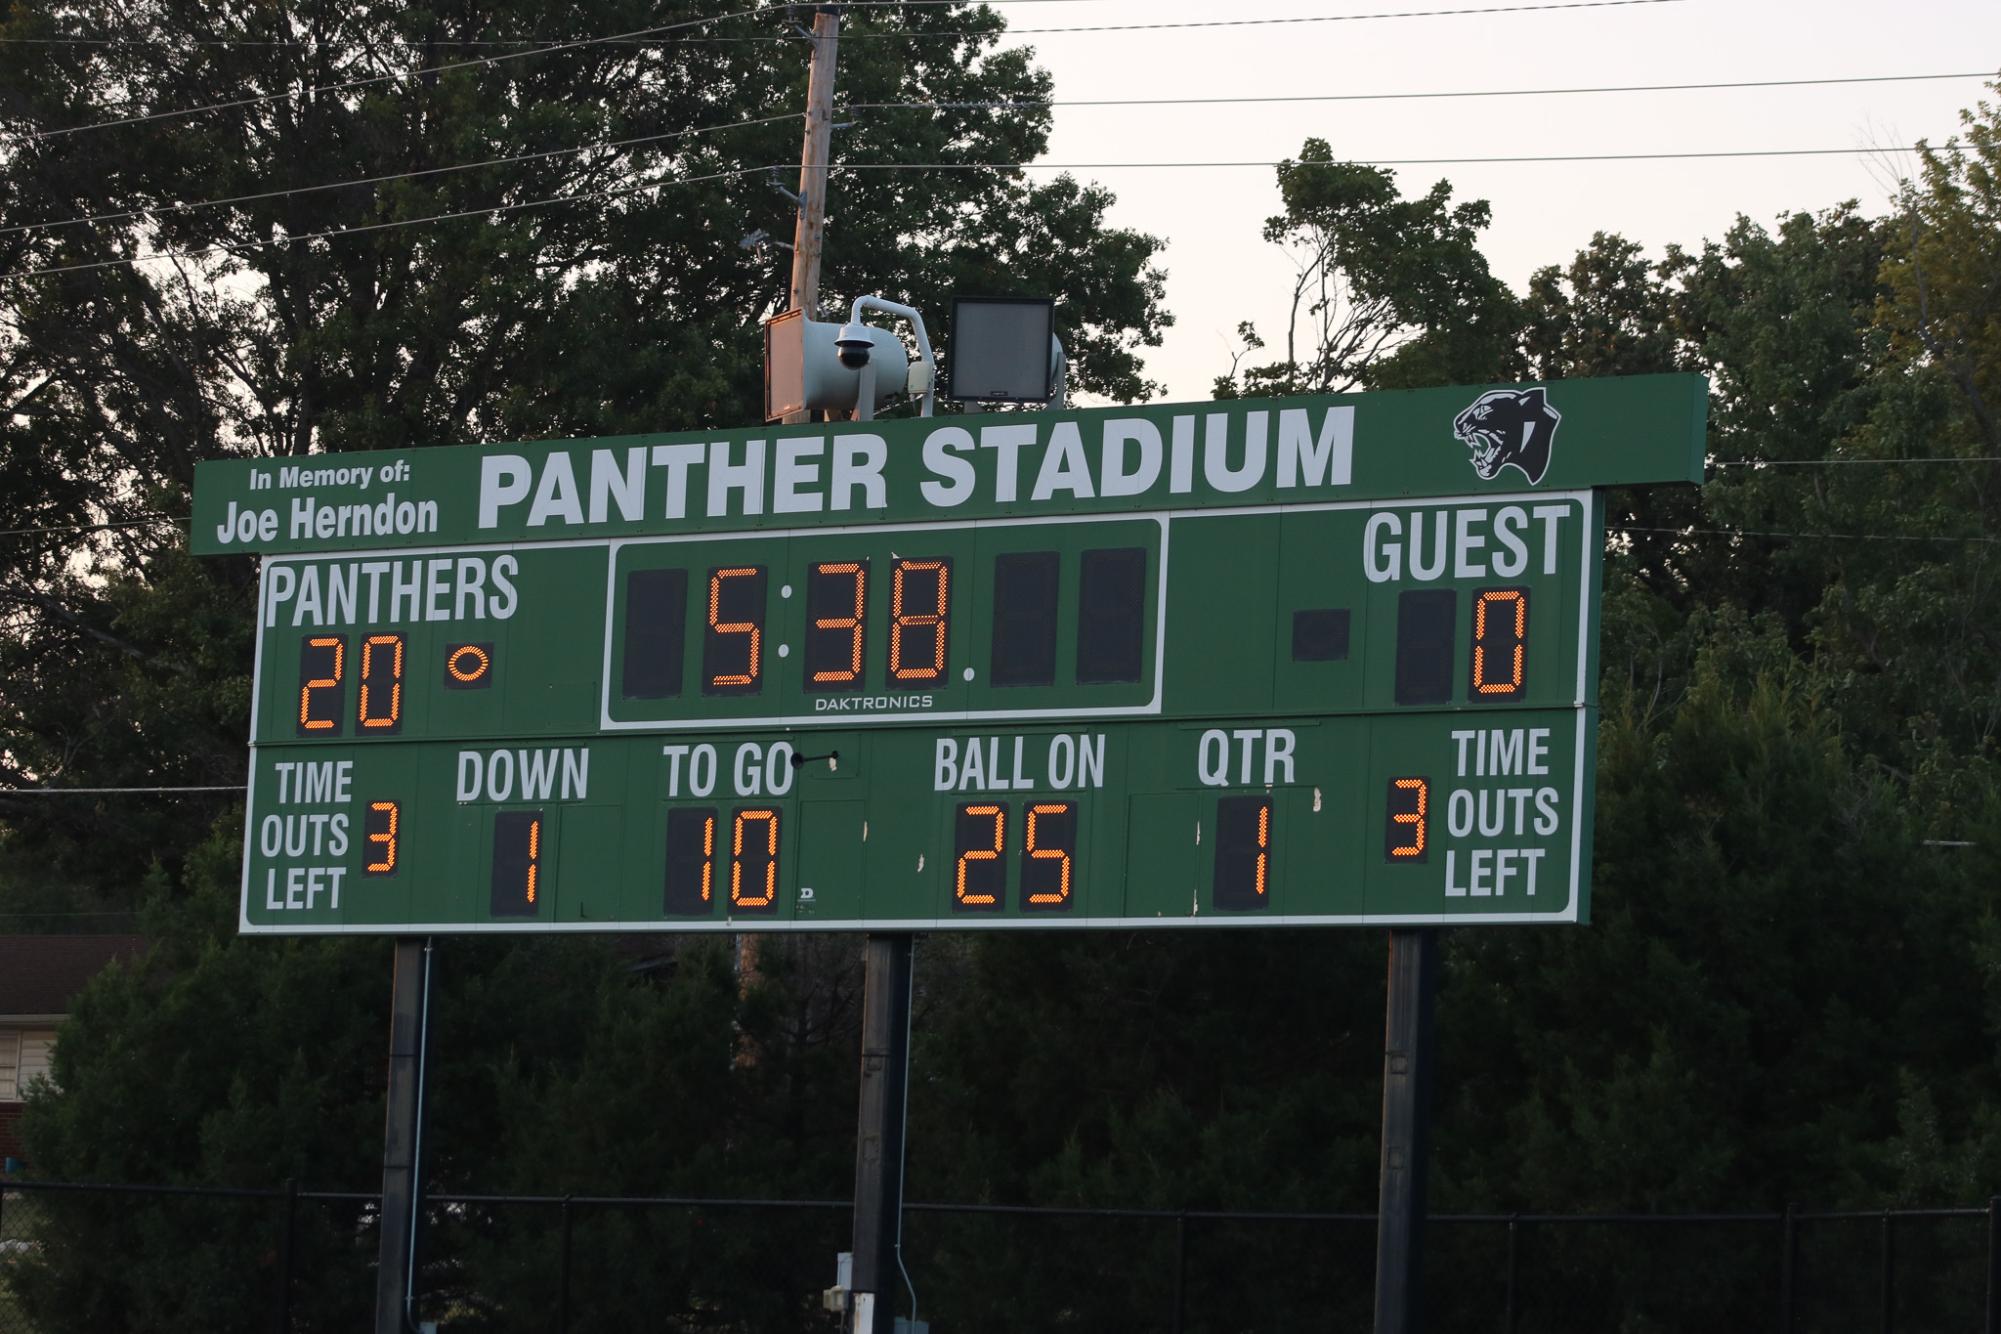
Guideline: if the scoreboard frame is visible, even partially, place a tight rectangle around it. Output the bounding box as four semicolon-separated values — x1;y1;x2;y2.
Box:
201;378;1706;937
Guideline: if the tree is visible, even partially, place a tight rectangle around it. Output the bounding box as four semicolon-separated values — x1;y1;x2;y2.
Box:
0;0;1170;915
12;832;871;1331
0;0;1167;1318
1213;138;1518;399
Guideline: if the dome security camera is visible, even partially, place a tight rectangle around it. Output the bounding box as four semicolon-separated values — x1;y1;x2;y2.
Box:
834;321;874;370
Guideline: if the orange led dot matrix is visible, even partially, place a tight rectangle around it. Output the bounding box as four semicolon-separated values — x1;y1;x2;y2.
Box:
889;558;950;682
298;635;344;732
1024;803;1074;907
1254;802;1271;899
1388;777;1429;860
365;801;400;875
955;803;1004;907
701;814;715;904
447;644;491;683
730;809;779;909
812;561;867;685
661;808;720;916
489;810;546;917
1471;588;1528;698
358;633;405;730
707;567;763;689
525;817;541;905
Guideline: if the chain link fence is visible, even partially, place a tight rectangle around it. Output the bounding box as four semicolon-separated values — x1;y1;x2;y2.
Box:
2;1179;1996;1332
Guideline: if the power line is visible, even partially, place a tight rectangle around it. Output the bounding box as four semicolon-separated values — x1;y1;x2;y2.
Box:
0;911;143;919
0;111;801;237
0;0;1091;43
3;164;758;280
0;0;1114;44
2;784;245;795
0;0;1687;55
690;0;1689;40
1617;524;2001;545
13;72;1975;242
0;516;188;539
2;5;776;144
824;145;1966;168
853;70;1995;110
5;144;1971;282
0;0;1689;137
1711;456;2001;468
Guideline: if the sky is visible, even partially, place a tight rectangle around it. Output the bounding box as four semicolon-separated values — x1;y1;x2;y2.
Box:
980;0;2001;402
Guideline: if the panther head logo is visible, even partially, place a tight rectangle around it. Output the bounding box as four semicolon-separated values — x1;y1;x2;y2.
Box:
1452;387;1561;485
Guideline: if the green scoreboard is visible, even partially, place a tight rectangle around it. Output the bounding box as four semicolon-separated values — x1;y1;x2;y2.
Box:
194;375;1706;934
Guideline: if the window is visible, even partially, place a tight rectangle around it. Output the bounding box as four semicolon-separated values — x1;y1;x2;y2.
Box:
0;1028;57;1101
0;1030;19;1101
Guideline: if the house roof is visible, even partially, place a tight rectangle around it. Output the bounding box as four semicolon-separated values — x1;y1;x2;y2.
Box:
0;935;146;1017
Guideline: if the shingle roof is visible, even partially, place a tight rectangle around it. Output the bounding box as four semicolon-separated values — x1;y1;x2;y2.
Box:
0;935;146;1016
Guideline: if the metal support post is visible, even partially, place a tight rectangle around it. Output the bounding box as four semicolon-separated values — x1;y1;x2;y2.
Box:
1373;928;1437;1334
274;1176;297;1333
1504;1214;1520;1334
1171;1212;1189;1334
1780;1203;1798;1334
559;1195;575;1334
850;932;913;1334
1987;1196;2000;1334
374;937;433;1334
1879;1210;1895;1334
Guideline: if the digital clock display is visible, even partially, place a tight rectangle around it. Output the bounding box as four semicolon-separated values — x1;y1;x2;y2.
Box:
602;516;1162;730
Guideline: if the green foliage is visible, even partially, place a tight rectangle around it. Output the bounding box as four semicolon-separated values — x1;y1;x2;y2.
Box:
0;0;1170;911
11;20;2001;1326
1213;138;1519;398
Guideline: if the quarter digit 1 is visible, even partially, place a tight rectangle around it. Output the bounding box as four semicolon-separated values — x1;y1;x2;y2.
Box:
1213;796;1273;911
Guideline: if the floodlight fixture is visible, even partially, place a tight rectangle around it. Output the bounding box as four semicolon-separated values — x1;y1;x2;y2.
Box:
947;296;1062;405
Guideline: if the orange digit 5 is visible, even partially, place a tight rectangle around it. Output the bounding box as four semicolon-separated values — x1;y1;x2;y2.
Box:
709;568;762;688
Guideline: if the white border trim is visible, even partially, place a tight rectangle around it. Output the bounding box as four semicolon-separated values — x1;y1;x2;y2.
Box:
239;490;1594;933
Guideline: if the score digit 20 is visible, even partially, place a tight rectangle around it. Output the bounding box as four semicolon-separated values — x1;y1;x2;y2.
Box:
294;632;494;737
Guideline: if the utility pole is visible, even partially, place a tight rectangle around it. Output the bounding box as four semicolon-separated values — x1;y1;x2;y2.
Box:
749;4;840;1000
787;5;841;327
